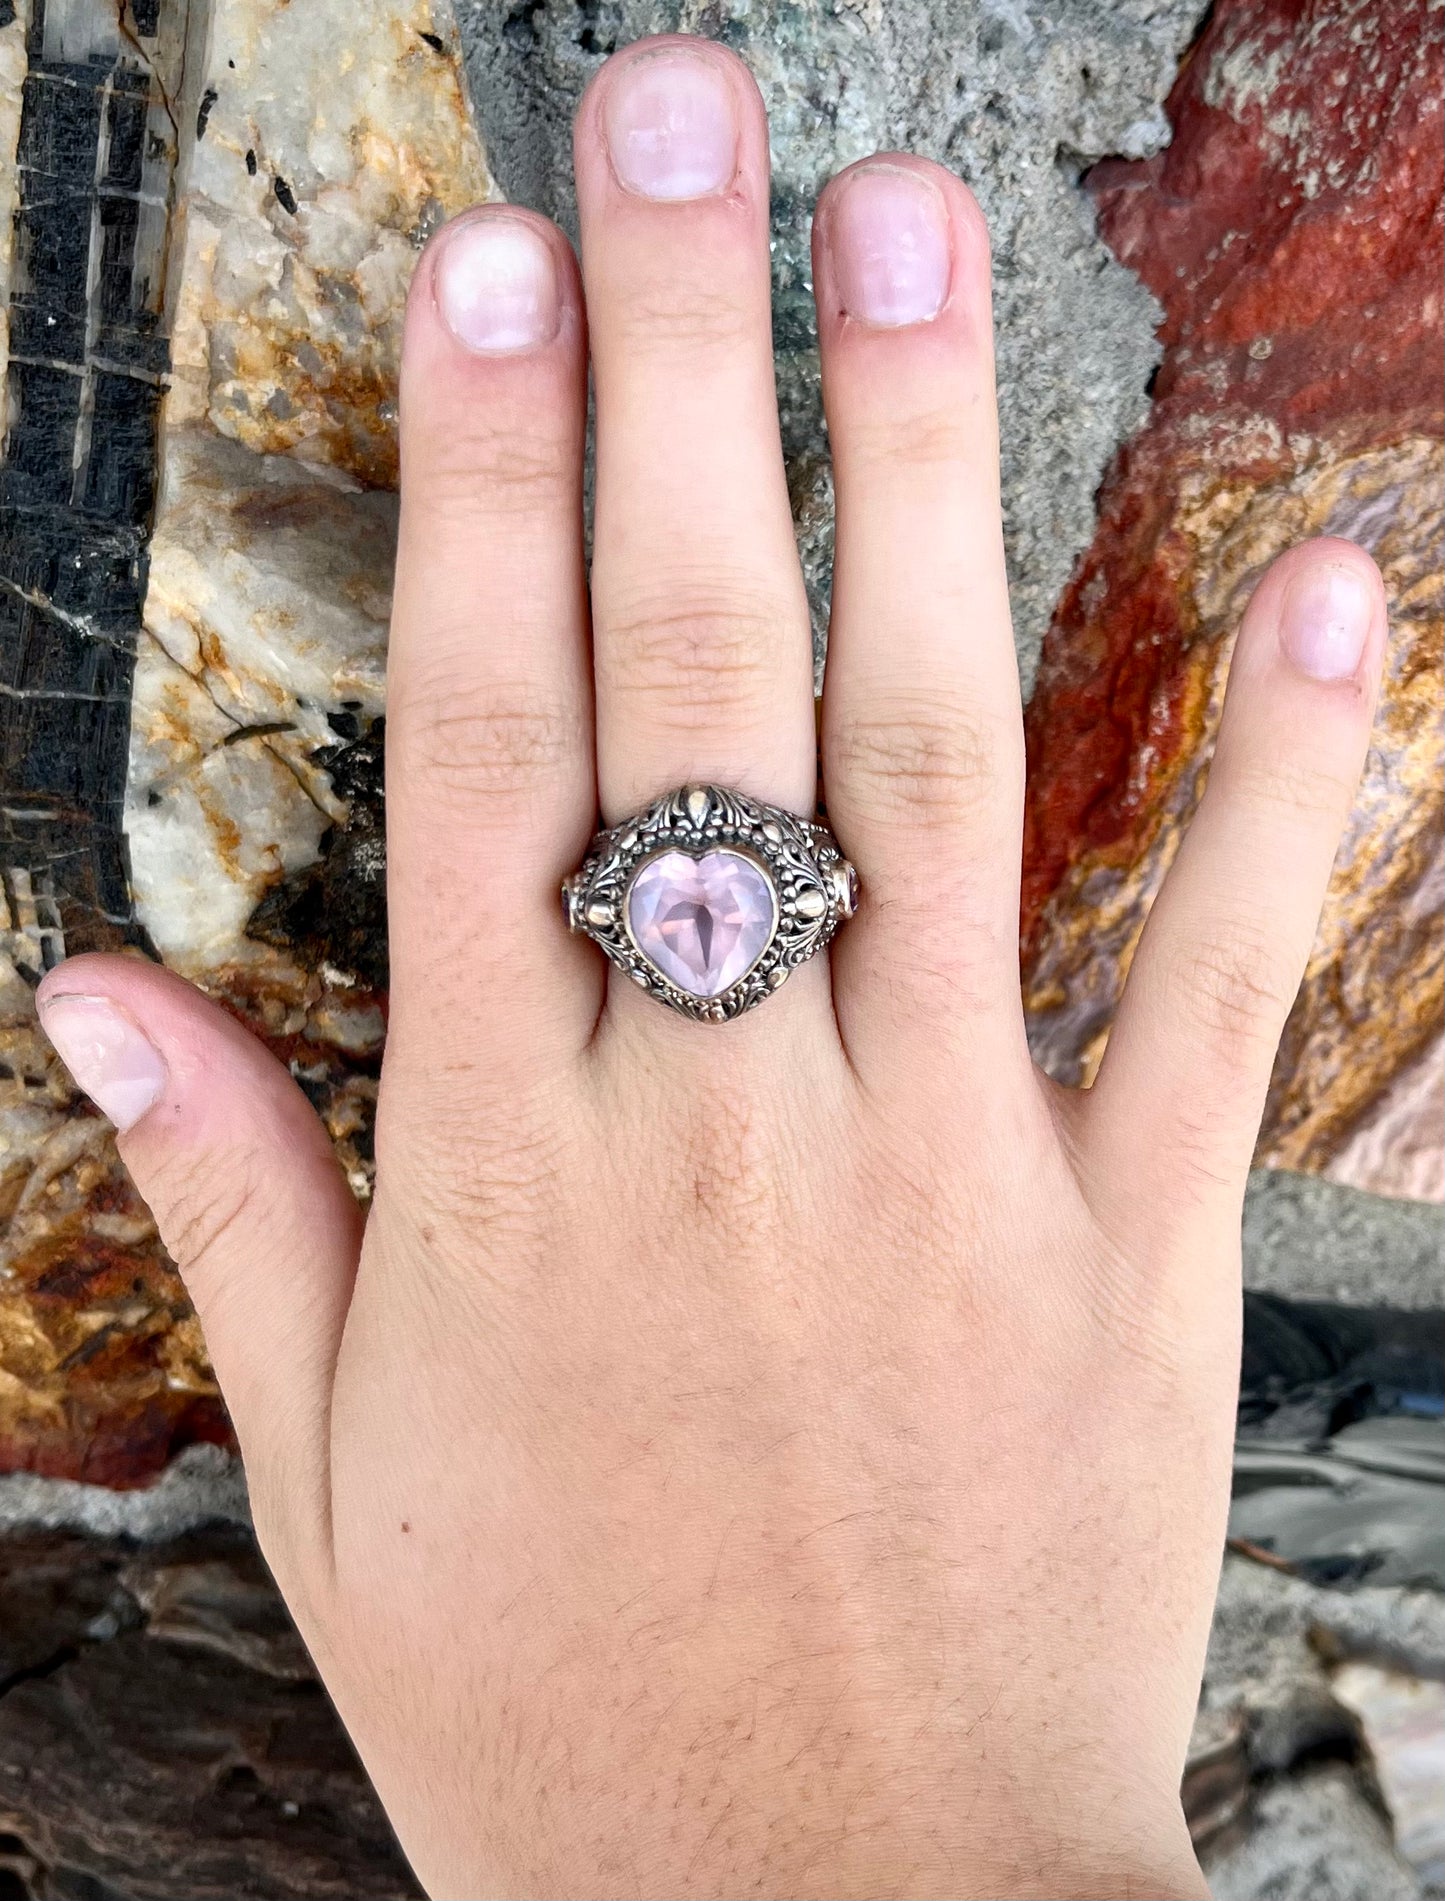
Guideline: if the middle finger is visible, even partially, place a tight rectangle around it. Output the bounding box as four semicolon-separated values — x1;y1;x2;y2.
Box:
574;39;816;824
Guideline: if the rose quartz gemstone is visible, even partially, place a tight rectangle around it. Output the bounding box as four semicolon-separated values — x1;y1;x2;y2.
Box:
627;849;775;997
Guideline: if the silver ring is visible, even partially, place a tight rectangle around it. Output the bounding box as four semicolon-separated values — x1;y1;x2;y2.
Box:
563;784;858;1021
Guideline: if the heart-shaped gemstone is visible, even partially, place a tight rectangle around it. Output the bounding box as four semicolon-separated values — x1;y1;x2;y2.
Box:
627;849;776;998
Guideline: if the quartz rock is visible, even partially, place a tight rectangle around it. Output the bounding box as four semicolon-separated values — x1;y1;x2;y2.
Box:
167;0;495;486
0;1;25;379
129;430;395;982
0;0;490;1483
628;848;776;996
1330;1663;1445;1893
1020;0;1444;1202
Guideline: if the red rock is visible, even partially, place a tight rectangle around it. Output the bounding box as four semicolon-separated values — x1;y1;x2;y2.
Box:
1022;0;1444;1200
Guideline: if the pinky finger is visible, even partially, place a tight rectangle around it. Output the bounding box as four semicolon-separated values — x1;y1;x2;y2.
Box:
1082;538;1387;1230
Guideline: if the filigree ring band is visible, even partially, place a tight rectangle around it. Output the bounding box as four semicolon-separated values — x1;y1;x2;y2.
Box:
562;784;858;1021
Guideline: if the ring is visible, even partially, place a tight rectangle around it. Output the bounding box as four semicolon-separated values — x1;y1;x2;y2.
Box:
563;784;858;1021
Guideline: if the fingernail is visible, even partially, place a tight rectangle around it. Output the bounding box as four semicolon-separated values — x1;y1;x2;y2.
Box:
827;165;952;327
603;48;738;200
434;215;561;354
1280;562;1375;681
38;994;167;1133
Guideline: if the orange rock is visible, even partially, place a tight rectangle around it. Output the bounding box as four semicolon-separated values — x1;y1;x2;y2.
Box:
1022;0;1444;1201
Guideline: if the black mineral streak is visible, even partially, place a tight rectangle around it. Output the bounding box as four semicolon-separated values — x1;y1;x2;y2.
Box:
246;145;258;174
246;718;388;990
273;173;298;215
0;26;170;956
195;84;218;139
418;28;445;51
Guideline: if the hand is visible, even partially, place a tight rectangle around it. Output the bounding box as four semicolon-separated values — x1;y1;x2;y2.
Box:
38;36;1386;1901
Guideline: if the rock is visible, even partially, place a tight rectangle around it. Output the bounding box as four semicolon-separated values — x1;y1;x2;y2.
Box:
455;0;1206;688
1206;1766;1425;1901
0;1526;419;1900
1183;1704;1252;1859
1243;1172;1445;1311
1330;1663;1445;1893
0;0;486;1481
166;0;495;487
1021;0;1444;1204
1197;1554;1445;1901
0;1442;249;1539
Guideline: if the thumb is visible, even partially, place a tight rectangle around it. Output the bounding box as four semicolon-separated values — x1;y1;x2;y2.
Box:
37;955;361;1574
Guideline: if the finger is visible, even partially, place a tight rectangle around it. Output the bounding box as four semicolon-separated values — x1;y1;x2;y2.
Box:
36;957;362;1582
574;38;815;823
387;207;597;1078
811;160;1027;1066
1085;539;1388;1227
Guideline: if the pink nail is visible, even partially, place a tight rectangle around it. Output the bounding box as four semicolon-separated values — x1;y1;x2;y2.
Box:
603;49;738;201
434;215;561;354
38;993;167;1133
1279;562;1375;681
828;165;952;327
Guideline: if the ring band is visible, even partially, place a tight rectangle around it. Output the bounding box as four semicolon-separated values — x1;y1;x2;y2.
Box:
563;784;858;1021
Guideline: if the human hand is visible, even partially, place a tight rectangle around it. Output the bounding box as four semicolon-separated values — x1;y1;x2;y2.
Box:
38;35;1386;1900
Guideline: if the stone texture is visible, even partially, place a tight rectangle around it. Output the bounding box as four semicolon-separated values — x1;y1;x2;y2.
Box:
0;0;485;1482
0;0;225;1486
1332;1663;1445;1893
0;1441;248;1539
1197;1554;1445;1901
0;2;25;377
456;0;1206;690
1208;1767;1426;1901
1243;1172;1444;1312
166;0;495;486
1020;0;1444;1202
0;1525;419;1900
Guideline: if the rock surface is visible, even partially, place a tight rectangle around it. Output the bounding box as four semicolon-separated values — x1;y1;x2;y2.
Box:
1199;1554;1445;1901
0;0;480;1480
0;1525;419;1900
1021;0;1444;1202
1243;1172;1445;1311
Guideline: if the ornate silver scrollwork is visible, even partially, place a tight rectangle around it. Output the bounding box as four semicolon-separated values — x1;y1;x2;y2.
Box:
563;784;858;1022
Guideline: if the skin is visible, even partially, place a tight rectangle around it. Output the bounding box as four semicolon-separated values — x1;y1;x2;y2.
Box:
38;37;1388;1901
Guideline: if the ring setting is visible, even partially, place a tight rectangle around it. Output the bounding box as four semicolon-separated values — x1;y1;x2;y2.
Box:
563;784;858;1020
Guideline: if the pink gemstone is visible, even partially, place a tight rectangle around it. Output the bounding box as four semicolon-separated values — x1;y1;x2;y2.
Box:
627;849;776;998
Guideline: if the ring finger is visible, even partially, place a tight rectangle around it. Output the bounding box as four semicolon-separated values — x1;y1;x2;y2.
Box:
574;38;816;826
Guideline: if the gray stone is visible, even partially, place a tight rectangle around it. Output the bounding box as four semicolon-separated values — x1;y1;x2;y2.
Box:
1243;1171;1444;1310
454;0;1206;692
1207;1766;1425;1901
1199;1557;1445;1901
0;1446;250;1542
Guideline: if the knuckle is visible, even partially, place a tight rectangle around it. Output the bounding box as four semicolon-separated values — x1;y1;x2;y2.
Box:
1228;753;1357;829
415;417;576;520
830;700;1001;824
398;681;582;809
152;1149;266;1283
606;281;756;356
600;584;786;731
1175;923;1301;1068
846;403;975;476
